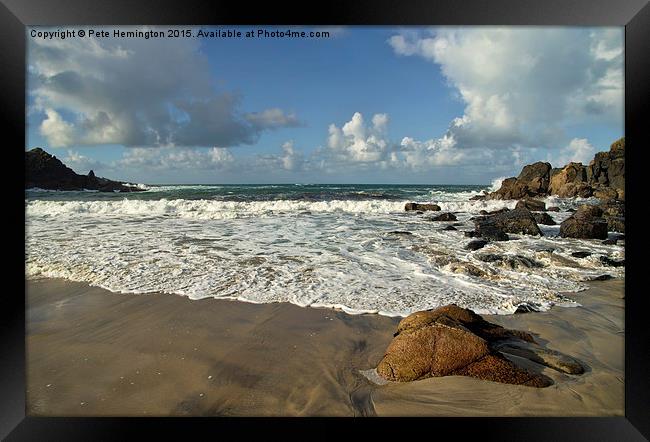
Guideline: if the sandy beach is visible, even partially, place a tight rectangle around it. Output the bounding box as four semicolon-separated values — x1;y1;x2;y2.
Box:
26;277;624;417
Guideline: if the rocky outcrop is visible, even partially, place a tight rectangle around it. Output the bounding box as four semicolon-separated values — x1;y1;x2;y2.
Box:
488;162;551;200
559;205;608;239
487;137;624;201
375;304;582;387
405;202;441;212
588;137;625;200
26;148;144;192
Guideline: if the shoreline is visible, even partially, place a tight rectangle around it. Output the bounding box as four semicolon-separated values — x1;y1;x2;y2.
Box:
26;276;624;416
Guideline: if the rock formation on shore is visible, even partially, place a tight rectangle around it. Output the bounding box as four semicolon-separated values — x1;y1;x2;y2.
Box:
26;148;144;192
486;137;624;202
376;304;584;387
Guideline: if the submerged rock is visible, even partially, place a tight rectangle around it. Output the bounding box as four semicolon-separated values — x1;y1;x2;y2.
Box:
387;231;413;236
599;256;625;267
571;251;592;258
376;305;557;387
477;254;544;270
431;212;458;222
442;225;458;231
591;274;614;281
405;202;441;212
465;240;488;251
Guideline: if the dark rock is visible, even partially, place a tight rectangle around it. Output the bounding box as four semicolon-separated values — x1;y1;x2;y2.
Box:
547;206;560;212
476;254;502;263
599;256;625;267
431;212;457;222
515;198;546;211
476;253;543;269
377;305;554;387
442;225;457;231
514;303;541;314
473;219;510;241
465;240;488;251
588;137;625;201
469;194;487;201
559;205;608;239
479;210;488;215
533;212;556;226
591;274;614;281
26;148;144;193
388;231;413;236
464;231;480;238
602;239;617;245
571;251;591;258
476;207;542;236
405;202;441;212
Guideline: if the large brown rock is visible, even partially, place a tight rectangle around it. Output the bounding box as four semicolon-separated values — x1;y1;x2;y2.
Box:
517;162;552;194
488;162;551;200
549;162;587;196
559;204;608;239
376;305;553;387
587;137;625;200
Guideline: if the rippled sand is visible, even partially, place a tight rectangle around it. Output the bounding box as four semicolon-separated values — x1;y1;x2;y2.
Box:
26;278;623;416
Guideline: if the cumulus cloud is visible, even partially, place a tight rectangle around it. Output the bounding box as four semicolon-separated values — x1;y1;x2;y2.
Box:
28;28;300;148
326;112;391;163
40;109;75;147
553;138;596;166
388;27;623;150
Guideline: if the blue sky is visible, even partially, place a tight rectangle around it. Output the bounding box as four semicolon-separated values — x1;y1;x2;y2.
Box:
27;26;624;184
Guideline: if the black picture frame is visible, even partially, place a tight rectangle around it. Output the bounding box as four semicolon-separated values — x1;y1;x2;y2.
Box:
2;0;648;439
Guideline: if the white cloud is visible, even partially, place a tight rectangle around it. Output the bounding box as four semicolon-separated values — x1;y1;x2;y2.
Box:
388;27;623;150
117;146;234;170
62;149;103;173
327;112;391;163
554;138;596;166
39;109;75;147
29;27;300;149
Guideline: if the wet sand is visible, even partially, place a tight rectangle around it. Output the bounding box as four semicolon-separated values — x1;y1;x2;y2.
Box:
26;278;624;416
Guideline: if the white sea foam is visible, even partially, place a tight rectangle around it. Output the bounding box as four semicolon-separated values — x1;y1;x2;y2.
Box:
25;195;624;317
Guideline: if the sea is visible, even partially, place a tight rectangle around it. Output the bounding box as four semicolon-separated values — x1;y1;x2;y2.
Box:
25;183;625;317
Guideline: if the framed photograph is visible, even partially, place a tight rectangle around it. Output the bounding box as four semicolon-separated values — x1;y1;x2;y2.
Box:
3;0;648;439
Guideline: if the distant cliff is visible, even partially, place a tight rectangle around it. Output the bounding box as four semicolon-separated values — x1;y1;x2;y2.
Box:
485;137;624;202
25;148;144;192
